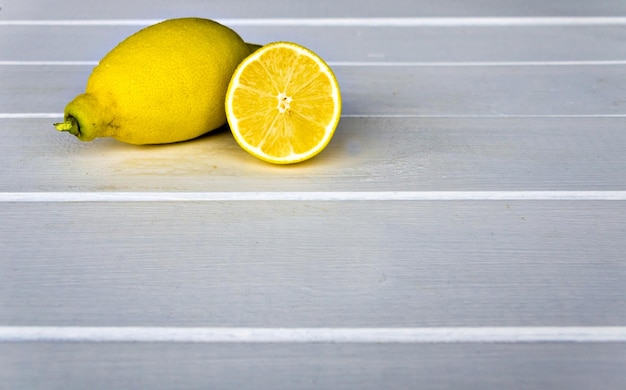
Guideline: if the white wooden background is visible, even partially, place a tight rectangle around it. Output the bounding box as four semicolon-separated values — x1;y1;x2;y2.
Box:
2;1;626;389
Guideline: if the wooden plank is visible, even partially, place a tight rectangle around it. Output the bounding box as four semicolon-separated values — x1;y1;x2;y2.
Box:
1;201;625;326
2;0;625;388
2;65;625;115
3;0;626;19
1;342;625;389
3;25;626;63
1;117;624;192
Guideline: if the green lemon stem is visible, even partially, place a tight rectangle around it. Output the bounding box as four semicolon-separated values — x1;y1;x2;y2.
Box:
54;116;80;137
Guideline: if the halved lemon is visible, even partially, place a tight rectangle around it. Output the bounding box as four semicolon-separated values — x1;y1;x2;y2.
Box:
225;41;342;164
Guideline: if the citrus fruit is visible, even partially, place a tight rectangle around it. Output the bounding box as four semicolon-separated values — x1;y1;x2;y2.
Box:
225;41;341;164
54;18;257;144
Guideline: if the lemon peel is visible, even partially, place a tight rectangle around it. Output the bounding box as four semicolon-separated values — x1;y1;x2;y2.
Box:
55;18;259;145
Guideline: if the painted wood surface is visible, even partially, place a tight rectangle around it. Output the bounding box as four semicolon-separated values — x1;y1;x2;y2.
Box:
1;0;626;389
2;117;625;192
2;343;626;390
2;201;626;327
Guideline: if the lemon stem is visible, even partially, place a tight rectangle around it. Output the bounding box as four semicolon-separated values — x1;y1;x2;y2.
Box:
54;116;80;137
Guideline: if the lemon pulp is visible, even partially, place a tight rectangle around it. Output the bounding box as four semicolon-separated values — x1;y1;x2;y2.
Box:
225;42;342;164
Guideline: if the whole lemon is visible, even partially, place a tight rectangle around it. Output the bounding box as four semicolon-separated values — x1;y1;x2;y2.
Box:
54;18;256;144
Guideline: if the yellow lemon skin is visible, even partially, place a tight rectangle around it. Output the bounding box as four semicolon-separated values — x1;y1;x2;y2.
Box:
56;18;253;144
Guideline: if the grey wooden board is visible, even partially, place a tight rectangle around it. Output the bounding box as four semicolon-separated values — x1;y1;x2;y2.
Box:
2;201;625;326
3;64;626;115
4;25;626;62
1;117;625;192
2;343;626;390
3;0;626;18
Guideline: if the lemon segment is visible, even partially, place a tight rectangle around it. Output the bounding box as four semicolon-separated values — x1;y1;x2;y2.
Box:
225;42;342;164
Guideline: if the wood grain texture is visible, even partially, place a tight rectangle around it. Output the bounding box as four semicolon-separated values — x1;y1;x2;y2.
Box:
2;0;626;388
1;201;624;327
2;343;626;390
4;25;626;62
1;117;625;192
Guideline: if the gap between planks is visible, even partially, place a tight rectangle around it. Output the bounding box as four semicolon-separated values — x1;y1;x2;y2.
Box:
3;60;626;66
1;191;626;202
1;326;626;343
3;17;626;27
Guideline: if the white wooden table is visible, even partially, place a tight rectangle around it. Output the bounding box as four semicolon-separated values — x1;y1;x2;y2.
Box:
2;1;626;388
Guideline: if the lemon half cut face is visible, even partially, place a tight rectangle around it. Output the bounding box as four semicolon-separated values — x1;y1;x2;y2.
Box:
225;42;342;164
